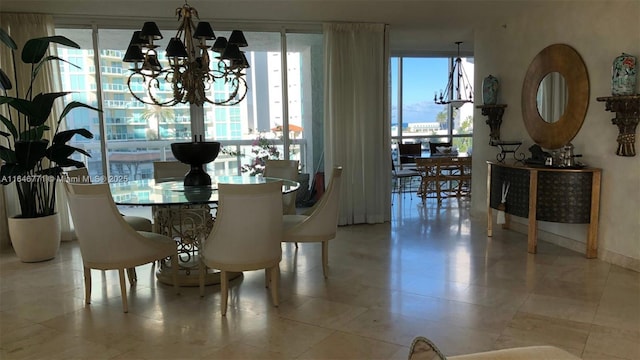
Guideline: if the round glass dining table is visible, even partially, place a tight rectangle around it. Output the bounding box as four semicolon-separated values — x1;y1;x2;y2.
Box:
109;175;300;286
110;175;300;206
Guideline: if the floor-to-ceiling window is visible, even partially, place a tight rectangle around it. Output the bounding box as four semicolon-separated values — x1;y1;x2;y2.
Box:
391;56;474;162
55;25;323;185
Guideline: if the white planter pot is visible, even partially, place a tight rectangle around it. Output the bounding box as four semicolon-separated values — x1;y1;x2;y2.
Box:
8;213;61;262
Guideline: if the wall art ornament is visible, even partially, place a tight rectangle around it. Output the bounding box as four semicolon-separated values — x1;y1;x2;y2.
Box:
612;53;637;96
482;74;499;105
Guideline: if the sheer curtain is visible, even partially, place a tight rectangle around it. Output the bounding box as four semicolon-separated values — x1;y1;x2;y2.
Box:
538;72;568;122
323;23;391;225
0;13;74;247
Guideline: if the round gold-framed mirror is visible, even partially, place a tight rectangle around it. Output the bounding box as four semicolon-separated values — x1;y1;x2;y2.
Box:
522;44;589;149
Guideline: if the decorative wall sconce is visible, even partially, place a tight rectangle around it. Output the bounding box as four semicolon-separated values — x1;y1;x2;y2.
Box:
477;103;524;163
596;95;640;156
477;103;507;144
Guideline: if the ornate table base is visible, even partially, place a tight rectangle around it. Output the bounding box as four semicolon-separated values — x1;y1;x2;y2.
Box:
153;204;239;286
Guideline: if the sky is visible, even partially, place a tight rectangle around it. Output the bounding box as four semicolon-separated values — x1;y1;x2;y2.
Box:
391;57;473;125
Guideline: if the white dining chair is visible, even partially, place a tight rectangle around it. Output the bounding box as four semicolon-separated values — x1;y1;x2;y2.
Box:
66;167;153;232
66;167;154;284
264;159;299;215
64;182;179;313
199;181;283;316
282;166;342;278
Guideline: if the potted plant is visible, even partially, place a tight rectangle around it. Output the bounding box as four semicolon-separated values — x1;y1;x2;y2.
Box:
241;133;281;176
0;28;100;262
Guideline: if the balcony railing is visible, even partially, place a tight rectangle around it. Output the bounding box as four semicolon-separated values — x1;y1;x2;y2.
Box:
100;66;124;75
103;83;126;91
69;138;309;181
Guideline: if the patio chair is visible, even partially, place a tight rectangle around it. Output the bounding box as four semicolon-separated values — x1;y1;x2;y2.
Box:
398;143;422;169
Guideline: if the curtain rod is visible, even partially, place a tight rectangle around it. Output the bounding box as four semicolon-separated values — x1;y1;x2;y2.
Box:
53;14;322;33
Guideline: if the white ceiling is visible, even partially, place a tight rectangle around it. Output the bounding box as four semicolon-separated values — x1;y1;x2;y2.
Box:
0;0;542;55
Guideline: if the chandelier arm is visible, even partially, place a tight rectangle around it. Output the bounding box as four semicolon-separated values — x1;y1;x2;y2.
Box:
147;75;180;107
126;73;152;105
226;76;248;105
455;59;463;100
165;68;186;105
220;80;241;105
459;62;474;100
128;71;179;107
436;67;456;105
202;74;247;106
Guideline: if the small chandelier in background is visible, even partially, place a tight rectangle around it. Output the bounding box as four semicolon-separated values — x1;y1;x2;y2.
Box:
434;41;473;109
123;1;249;107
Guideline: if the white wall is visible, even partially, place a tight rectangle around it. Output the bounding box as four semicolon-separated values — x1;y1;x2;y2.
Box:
471;1;640;270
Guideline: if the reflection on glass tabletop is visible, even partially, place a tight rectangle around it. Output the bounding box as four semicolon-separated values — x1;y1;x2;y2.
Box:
110;175;300;206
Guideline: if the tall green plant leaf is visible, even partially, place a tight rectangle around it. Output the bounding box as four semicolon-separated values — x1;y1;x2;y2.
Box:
0;96;16;106
29;92;69;126
46;143;75;159
0;28;18;50
52;128;93;144
0;114;18;138
48;143;91;159
22;36;80;64
14;140;48;171
19;125;49;141
5;97;37;118
45;157;84;168
32;56;80;80
0;69;12;90
0;145;17;163
59;101;101;122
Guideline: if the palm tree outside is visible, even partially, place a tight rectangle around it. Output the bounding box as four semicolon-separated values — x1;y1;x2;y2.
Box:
141;105;176;140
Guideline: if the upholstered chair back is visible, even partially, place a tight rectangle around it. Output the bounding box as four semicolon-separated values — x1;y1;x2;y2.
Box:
264;159;299;215
65;183;170;268
201;181;283;271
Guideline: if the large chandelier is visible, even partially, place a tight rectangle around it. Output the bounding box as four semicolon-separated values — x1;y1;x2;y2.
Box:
434;41;473;109
123;1;249;107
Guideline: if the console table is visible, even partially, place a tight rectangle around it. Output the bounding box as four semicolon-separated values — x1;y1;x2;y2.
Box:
486;161;601;258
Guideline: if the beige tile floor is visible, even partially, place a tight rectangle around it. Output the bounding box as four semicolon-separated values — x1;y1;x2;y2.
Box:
1;196;639;359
